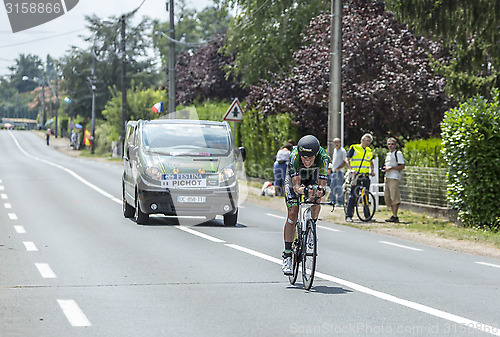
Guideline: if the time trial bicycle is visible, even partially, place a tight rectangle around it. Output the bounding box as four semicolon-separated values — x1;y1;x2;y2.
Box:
288;189;334;290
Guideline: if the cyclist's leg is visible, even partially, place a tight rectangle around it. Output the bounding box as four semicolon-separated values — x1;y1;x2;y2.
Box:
283;172;299;274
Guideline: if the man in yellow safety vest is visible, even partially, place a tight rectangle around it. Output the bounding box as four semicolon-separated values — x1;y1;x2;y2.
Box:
344;133;375;222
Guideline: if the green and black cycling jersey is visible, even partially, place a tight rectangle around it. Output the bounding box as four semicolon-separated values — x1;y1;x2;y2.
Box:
288;146;329;181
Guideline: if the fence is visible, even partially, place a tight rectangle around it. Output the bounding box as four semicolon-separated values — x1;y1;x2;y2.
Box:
400;166;448;208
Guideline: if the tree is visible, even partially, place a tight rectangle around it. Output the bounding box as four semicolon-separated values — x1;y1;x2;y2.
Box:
59;15;159;122
246;0;454;144
8;54;43;93
152;1;232;71
176;33;247;105
386;0;500;100
222;0;328;86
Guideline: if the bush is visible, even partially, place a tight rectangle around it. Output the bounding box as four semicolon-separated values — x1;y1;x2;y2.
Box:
403;138;445;168
441;89;500;229
240;110;298;180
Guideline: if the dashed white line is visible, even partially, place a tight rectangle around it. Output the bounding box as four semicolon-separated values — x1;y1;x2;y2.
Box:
57;300;92;327
0;185;4;191
476;262;500;269
1;193;7;199
23;241;38;252
35;263;57;278
266;213;286;220
4;203;12;209
380;241;423;252
175;225;226;243
317;225;341;232
8;213;17;220
14;225;26;234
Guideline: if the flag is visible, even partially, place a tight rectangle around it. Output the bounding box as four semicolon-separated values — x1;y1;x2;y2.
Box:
151;101;164;114
84;129;92;146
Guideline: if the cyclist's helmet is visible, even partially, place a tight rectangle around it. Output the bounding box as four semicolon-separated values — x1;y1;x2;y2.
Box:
297;135;320;157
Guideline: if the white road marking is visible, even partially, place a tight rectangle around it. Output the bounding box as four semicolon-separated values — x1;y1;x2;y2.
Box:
35;263;57;278
4;203;12;208
23;241;38;251
317;225;341;232
1;193;7;199
476;262;500;269
57;300;92;327
175;225;226;243
380;240;423;252
177;226;499;336
14;225;26;234
8;213;17;220
266;213;286;220
9;132;122;205
0;186;4;191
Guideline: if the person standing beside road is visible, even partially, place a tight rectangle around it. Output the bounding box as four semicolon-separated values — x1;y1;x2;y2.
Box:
273;143;293;196
382;137;405;222
46;128;51;146
344;133;375;222
330;138;347;206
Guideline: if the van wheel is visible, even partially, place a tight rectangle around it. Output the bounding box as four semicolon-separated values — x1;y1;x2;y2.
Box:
134;192;149;225
123;185;135;218
223;209;238;226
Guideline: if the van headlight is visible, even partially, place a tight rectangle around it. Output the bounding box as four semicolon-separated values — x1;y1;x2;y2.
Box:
219;166;235;184
145;166;162;181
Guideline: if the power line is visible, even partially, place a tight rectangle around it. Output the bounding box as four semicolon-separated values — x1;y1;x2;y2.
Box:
0;28;86;49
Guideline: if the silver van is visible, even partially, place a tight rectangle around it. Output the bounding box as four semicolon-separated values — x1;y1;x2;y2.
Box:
122;119;245;226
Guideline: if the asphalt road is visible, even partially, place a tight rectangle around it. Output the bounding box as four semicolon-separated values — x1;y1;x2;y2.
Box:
1;130;500;337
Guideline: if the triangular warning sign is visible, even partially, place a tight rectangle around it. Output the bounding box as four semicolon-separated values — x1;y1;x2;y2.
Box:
223;98;244;122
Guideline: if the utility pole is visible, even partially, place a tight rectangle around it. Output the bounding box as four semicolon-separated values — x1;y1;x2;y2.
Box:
90;51;97;154
120;14;127;155
327;0;342;157
167;0;176;116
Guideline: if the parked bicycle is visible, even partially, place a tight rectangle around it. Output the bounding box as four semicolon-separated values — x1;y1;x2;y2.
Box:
288;191;334;290
343;172;376;222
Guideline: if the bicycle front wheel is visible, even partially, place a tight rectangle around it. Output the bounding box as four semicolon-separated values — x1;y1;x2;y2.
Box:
302;220;317;290
288;238;300;285
355;190;376;222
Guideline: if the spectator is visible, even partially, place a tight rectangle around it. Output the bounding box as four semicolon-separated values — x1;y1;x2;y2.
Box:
46;128;51;146
273;143;293;196
344;133;375;222
330;137;347;206
382;137;405;222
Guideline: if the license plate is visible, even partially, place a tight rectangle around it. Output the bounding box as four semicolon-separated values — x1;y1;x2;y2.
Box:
177;196;206;203
161;173;207;188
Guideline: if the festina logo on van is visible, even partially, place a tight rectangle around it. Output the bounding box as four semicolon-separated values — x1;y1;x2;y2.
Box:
161;173;207;188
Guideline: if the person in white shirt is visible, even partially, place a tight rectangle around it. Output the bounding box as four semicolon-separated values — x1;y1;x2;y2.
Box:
381;137;405;222
330;138;347;206
273;143;293;196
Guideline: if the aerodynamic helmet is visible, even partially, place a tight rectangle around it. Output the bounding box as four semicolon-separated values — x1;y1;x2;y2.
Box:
297;135;320;157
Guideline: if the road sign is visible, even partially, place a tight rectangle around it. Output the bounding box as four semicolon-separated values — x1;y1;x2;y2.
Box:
223;98;244;122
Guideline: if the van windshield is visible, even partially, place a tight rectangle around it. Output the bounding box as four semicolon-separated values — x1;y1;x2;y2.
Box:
142;123;231;156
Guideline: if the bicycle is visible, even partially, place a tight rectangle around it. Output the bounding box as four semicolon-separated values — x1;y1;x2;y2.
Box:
343;173;376;222
288;190;334;290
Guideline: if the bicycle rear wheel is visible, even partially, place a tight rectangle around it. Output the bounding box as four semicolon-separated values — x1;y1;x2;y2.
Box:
355;190;376;221
302;220;317;290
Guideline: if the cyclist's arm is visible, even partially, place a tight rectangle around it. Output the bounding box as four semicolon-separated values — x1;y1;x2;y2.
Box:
292;176;305;195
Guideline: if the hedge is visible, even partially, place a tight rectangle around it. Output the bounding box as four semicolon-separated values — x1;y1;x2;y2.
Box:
403;138;445;168
441;89;500;230
240;110;299;180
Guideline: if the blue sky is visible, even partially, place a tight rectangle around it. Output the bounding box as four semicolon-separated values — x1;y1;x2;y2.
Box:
0;0;214;76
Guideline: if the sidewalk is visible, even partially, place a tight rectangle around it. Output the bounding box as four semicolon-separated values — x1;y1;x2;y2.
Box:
34;130;81;158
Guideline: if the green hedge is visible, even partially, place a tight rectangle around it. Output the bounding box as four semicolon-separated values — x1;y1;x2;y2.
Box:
441;89;500;229
403;138;445;168
240;110;298;180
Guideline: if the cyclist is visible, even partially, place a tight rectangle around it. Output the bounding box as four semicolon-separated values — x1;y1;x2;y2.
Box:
344;133;375;222
282;135;329;275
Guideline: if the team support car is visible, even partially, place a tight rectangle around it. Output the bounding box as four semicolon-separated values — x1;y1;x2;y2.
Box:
122;119;245;226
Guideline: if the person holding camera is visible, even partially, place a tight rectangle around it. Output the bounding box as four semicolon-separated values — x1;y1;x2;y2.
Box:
382;137;405;222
